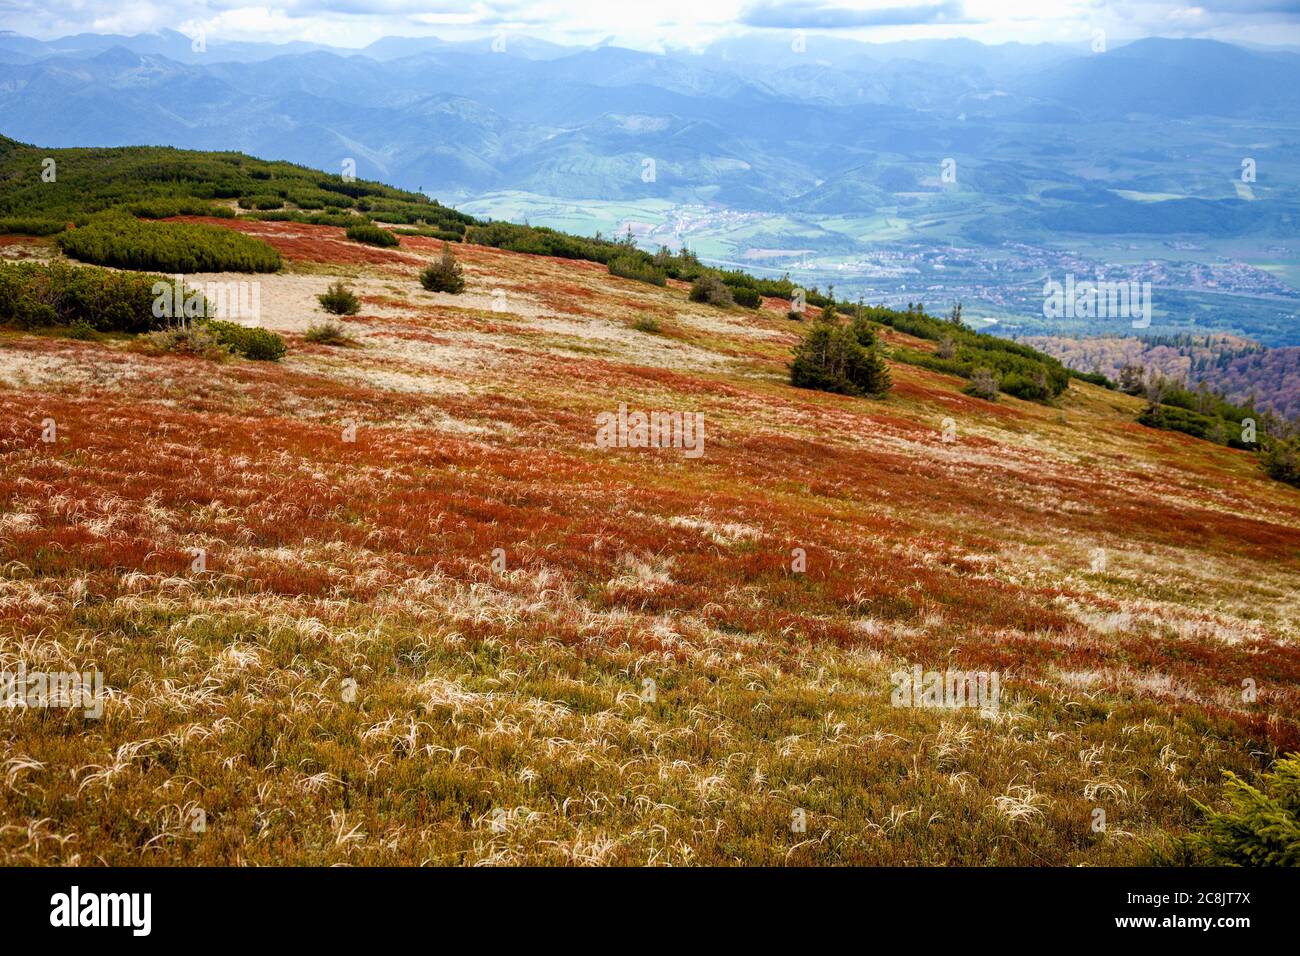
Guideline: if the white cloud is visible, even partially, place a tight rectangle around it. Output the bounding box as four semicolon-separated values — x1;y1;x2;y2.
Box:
3;0;1298;50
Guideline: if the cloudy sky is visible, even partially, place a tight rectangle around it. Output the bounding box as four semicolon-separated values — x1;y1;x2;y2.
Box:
3;0;1300;51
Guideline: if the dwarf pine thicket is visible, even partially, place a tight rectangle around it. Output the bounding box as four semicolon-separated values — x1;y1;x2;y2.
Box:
57;215;282;273
882;303;1071;402
0;217;70;236
1137;376;1277;446
607;255;667;287
346;221;401;248
0;136;472;236
0;259;289;361
0;260;198;333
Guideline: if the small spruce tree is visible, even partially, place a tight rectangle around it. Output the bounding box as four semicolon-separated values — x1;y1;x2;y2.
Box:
420;242;466;294
790;312;891;398
317;280;360;316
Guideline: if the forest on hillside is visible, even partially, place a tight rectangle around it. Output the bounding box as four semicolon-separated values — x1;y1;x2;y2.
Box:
1025;333;1300;422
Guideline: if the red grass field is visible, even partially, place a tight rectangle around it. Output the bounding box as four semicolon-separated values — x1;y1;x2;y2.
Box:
1;221;1298;864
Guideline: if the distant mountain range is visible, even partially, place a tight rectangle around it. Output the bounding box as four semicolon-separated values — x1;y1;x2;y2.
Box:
2;31;1298;207
2;29;1299;348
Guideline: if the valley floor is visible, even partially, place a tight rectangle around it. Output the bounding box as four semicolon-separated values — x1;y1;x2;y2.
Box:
1;220;1299;864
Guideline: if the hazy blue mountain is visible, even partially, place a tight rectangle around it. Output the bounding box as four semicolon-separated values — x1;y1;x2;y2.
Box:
1017;38;1300;117
360;34;575;61
2;32;1297;207
0;28;332;64
2;30;1298;344
3;32;1297;204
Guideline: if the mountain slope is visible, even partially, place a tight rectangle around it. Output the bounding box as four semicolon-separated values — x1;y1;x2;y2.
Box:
1;149;1298;864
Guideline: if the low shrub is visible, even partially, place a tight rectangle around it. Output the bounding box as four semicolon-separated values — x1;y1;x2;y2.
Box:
206;320;287;361
10;299;56;328
303;320;357;347
608;256;667;286
345;221;399;248
633;315;661;334
689;274;734;307
732;286;762;308
0;217;68;236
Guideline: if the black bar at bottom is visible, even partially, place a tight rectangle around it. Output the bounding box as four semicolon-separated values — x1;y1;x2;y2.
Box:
0;866;1285;942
